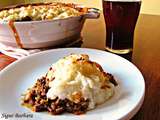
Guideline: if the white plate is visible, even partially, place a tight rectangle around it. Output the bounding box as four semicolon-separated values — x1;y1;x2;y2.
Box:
0;48;145;120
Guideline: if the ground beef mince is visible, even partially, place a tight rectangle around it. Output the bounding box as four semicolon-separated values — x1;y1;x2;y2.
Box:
21;77;89;115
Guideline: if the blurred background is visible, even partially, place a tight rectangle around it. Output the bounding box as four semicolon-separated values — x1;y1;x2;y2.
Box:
0;0;159;15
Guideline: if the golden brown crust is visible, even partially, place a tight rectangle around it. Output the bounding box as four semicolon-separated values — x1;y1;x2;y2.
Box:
0;2;89;22
0;2;88;14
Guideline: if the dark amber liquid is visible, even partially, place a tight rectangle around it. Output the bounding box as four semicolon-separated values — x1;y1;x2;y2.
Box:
103;1;141;50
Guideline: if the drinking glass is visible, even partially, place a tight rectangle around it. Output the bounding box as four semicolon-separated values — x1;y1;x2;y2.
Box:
103;0;141;56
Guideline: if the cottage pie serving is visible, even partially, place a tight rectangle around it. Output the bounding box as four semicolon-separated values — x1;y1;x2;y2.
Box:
21;54;118;115
0;2;88;21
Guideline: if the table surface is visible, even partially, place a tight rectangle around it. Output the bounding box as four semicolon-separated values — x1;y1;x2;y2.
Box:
0;13;160;120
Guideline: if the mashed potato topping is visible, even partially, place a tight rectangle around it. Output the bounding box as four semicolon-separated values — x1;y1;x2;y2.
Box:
0;3;87;21
46;54;115;110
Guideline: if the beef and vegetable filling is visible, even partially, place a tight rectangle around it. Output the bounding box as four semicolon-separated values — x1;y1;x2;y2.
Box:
21;76;89;115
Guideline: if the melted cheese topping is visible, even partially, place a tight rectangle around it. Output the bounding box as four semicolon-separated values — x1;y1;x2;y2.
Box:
46;54;115;110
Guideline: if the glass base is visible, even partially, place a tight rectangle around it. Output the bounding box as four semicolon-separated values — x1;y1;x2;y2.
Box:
105;47;133;61
105;47;133;54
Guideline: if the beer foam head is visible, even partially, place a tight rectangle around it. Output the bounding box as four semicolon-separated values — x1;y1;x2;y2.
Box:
104;0;141;2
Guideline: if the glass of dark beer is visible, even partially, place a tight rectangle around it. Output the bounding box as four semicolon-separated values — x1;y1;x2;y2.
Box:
103;0;141;55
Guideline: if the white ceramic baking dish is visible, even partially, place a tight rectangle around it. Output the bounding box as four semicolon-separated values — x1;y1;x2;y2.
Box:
0;3;100;48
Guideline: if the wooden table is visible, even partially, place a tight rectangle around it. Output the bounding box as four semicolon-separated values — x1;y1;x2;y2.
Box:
0;14;160;120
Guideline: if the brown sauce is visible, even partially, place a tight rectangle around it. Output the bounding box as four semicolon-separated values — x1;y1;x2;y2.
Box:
8;21;23;48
